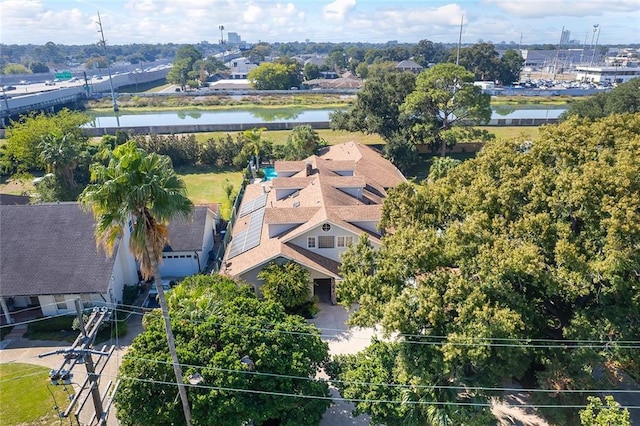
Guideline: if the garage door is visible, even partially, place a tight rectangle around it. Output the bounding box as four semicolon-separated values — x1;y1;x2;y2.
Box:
160;253;199;277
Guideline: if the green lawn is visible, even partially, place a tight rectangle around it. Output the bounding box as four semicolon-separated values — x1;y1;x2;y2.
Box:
176;165;244;218
0;363;69;425
482;126;541;141
191;128;385;146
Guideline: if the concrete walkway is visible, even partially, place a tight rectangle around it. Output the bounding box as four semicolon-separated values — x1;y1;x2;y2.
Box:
310;303;378;426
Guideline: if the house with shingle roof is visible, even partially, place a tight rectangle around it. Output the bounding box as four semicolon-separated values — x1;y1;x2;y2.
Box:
0;202;139;323
0;203;221;323
221;142;406;303
396;59;424;74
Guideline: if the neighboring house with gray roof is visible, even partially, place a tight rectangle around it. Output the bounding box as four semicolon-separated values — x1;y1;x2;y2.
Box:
0;194;31;205
0;203;221;323
160;204;221;278
396;59;424;74
221;142;405;303
0;203;138;323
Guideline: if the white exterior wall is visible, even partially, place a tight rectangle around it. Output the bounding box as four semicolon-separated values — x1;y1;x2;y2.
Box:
289;222;359;263
111;238;138;304
39;293;109;316
203;211;216;262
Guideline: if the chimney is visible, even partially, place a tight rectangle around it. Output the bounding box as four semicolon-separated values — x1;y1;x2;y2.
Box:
305;162;312;176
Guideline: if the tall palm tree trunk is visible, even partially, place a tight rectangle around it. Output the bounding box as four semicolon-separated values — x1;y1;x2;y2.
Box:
148;242;192;426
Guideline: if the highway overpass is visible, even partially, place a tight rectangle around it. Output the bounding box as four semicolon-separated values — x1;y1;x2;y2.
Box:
0;66;170;125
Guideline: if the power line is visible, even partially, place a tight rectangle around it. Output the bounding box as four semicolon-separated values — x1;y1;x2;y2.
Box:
4;302;637;350
108;305;640;349
120;353;640;395
94;370;640;410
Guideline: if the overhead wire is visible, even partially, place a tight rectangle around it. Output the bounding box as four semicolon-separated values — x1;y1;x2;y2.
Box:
106;304;640;349
85;369;640;410
4;300;638;348
119;353;640;395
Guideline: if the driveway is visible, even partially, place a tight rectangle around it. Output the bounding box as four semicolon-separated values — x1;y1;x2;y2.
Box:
311;303;377;426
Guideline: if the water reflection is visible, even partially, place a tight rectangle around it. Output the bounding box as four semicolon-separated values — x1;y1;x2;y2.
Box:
493;105;517;116
249;108;302;121
84;105;567;128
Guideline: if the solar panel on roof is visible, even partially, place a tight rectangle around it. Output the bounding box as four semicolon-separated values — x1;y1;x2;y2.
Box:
239;193;268;218
227;207;265;259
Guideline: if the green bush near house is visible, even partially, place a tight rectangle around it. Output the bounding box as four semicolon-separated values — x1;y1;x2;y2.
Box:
25;315;76;341
122;284;139;305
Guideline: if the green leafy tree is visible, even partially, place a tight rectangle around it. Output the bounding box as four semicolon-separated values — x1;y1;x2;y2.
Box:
453;42;502;81
80;141;194;425
412;39;448;67
117;274;330;426
401;63;491;156
248;60;302;90
29;61;49;73
258;261;312;311
579;396;631;426
304;62;320;80
335;114;640;424
4;109;90;172
2;63;30;74
562;79;640;120
247;42;272;64
167;45;203;88
278;125;326;160
499;49;524;85
330;66;416;140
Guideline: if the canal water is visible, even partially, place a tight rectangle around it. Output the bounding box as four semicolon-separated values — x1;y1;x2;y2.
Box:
84;106;567;128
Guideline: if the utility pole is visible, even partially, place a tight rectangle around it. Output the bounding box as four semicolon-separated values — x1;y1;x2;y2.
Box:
96;12;118;112
219;25;225;65
552;26;564;81
590;25;601;66
39;300;117;425
456;14;464;66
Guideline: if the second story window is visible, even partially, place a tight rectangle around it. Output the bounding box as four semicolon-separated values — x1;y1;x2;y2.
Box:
308;237;316;248
318;236;335;248
337;236;354;248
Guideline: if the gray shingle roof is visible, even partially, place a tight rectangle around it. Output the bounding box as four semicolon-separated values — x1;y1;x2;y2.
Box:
164;205;209;252
0;203;117;297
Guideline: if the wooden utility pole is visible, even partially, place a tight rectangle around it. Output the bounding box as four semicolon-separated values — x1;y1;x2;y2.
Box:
39;300;117;425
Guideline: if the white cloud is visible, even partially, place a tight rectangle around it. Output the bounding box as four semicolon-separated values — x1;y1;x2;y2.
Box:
322;0;356;21
243;4;263;23
124;0;158;13
486;0;640;18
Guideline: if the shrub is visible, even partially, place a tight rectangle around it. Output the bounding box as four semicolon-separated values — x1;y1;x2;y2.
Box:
122;284;139;305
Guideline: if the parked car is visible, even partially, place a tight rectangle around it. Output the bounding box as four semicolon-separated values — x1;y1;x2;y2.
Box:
144;278;177;308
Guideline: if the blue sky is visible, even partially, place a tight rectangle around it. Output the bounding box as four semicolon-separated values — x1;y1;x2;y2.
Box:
1;0;638;46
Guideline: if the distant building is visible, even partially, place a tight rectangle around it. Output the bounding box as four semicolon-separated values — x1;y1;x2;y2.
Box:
576;66;640;84
395;59;424;74
228;32;241;44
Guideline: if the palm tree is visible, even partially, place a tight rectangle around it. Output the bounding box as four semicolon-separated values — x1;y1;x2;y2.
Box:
39;132;81;188
79;141;194;425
